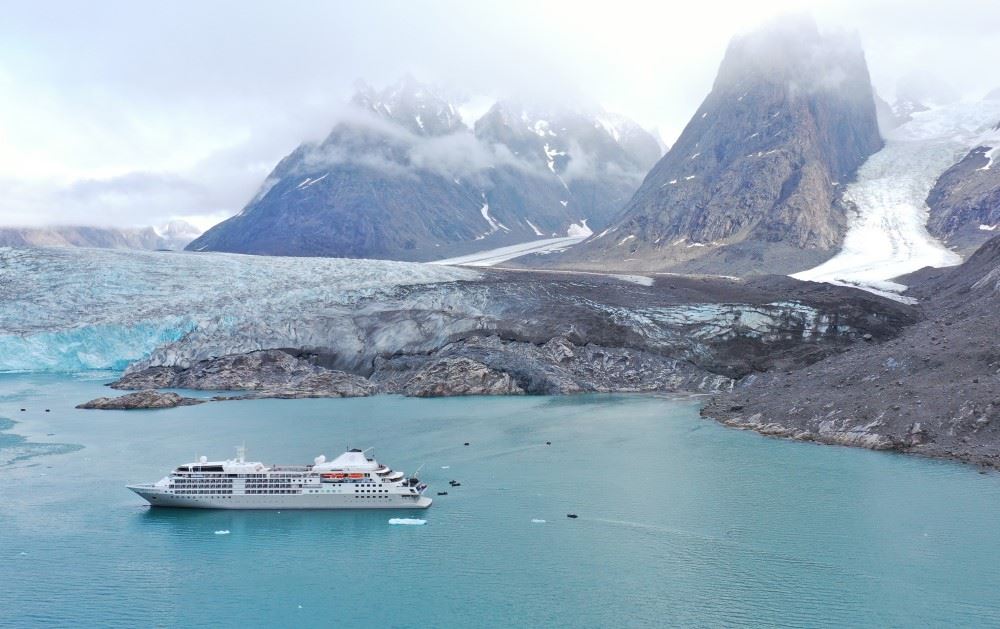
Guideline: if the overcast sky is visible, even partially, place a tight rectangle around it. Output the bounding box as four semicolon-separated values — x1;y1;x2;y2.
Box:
1;0;998;230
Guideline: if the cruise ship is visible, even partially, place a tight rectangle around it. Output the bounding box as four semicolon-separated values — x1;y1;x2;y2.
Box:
127;447;431;509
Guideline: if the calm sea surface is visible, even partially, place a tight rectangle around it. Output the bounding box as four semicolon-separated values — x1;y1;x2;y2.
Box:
3;373;1000;628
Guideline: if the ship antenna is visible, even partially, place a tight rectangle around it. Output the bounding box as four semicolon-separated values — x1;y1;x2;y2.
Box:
236;442;246;463
412;462;426;479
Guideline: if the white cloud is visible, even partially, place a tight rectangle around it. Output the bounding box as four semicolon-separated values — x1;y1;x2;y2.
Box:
0;0;998;227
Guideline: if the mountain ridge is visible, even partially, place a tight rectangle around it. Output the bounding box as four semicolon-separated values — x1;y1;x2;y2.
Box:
186;78;661;261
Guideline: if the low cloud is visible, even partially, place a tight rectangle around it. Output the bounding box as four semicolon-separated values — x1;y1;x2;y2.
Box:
296;105;540;182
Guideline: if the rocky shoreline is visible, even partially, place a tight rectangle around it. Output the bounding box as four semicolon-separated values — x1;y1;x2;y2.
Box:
701;235;1000;468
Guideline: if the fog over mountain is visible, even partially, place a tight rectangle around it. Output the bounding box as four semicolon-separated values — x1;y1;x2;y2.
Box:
2;1;999;231
187;77;659;260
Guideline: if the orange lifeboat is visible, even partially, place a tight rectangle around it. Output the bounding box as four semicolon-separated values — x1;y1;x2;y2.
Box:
348;473;365;479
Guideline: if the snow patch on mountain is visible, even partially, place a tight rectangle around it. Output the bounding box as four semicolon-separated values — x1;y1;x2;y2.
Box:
478;198;509;237
566;219;592;238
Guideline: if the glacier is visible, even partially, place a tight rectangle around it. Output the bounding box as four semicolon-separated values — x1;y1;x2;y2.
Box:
429;233;588;267
793;101;1000;299
0;247;477;373
2;244;911;381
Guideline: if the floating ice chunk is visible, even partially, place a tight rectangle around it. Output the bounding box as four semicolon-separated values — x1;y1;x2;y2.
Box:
441;465;450;469
388;518;426;526
214;530;230;535
531;519;546;524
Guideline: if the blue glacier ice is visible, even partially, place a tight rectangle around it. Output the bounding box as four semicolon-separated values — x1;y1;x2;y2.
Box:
0;247;477;373
2;246;860;376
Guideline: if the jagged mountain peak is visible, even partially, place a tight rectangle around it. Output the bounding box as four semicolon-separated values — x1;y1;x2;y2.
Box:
350;76;465;136
550;15;882;275
475;100;661;174
715;15;865;94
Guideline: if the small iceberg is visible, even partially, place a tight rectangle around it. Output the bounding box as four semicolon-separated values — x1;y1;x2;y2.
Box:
531;519;546;524
388;518;426;526
214;530;230;535
441;465;450;469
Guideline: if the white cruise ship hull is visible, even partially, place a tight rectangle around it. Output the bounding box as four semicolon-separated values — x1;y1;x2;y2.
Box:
127;485;433;510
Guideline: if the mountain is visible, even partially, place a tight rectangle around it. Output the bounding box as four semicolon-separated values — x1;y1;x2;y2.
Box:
926;121;1000;254
186;77;660;261
0;221;200;250
549;16;883;275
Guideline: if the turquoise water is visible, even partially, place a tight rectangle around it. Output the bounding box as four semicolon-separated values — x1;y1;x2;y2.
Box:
3;374;1000;628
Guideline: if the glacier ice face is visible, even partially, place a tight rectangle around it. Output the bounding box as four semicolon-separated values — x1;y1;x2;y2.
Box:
2;246;898;377
0;247;477;372
793;101;1000;299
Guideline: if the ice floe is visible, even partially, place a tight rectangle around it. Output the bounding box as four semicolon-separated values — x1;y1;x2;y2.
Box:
214;530;230;535
388;518;426;526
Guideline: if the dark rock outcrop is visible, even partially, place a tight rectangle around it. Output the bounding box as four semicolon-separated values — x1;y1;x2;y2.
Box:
77;390;204;410
548;16;883;275
702;235;1000;467
926;127;1000;255
391;356;525;397
186;77;659;262
371;336;733;396
111;349;375;399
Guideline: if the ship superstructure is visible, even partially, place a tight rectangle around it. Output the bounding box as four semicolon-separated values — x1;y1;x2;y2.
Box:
127;447;431;509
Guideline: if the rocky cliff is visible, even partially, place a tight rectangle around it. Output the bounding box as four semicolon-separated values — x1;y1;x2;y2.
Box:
926;123;1000;254
549;16;882;275
186;77;659;261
